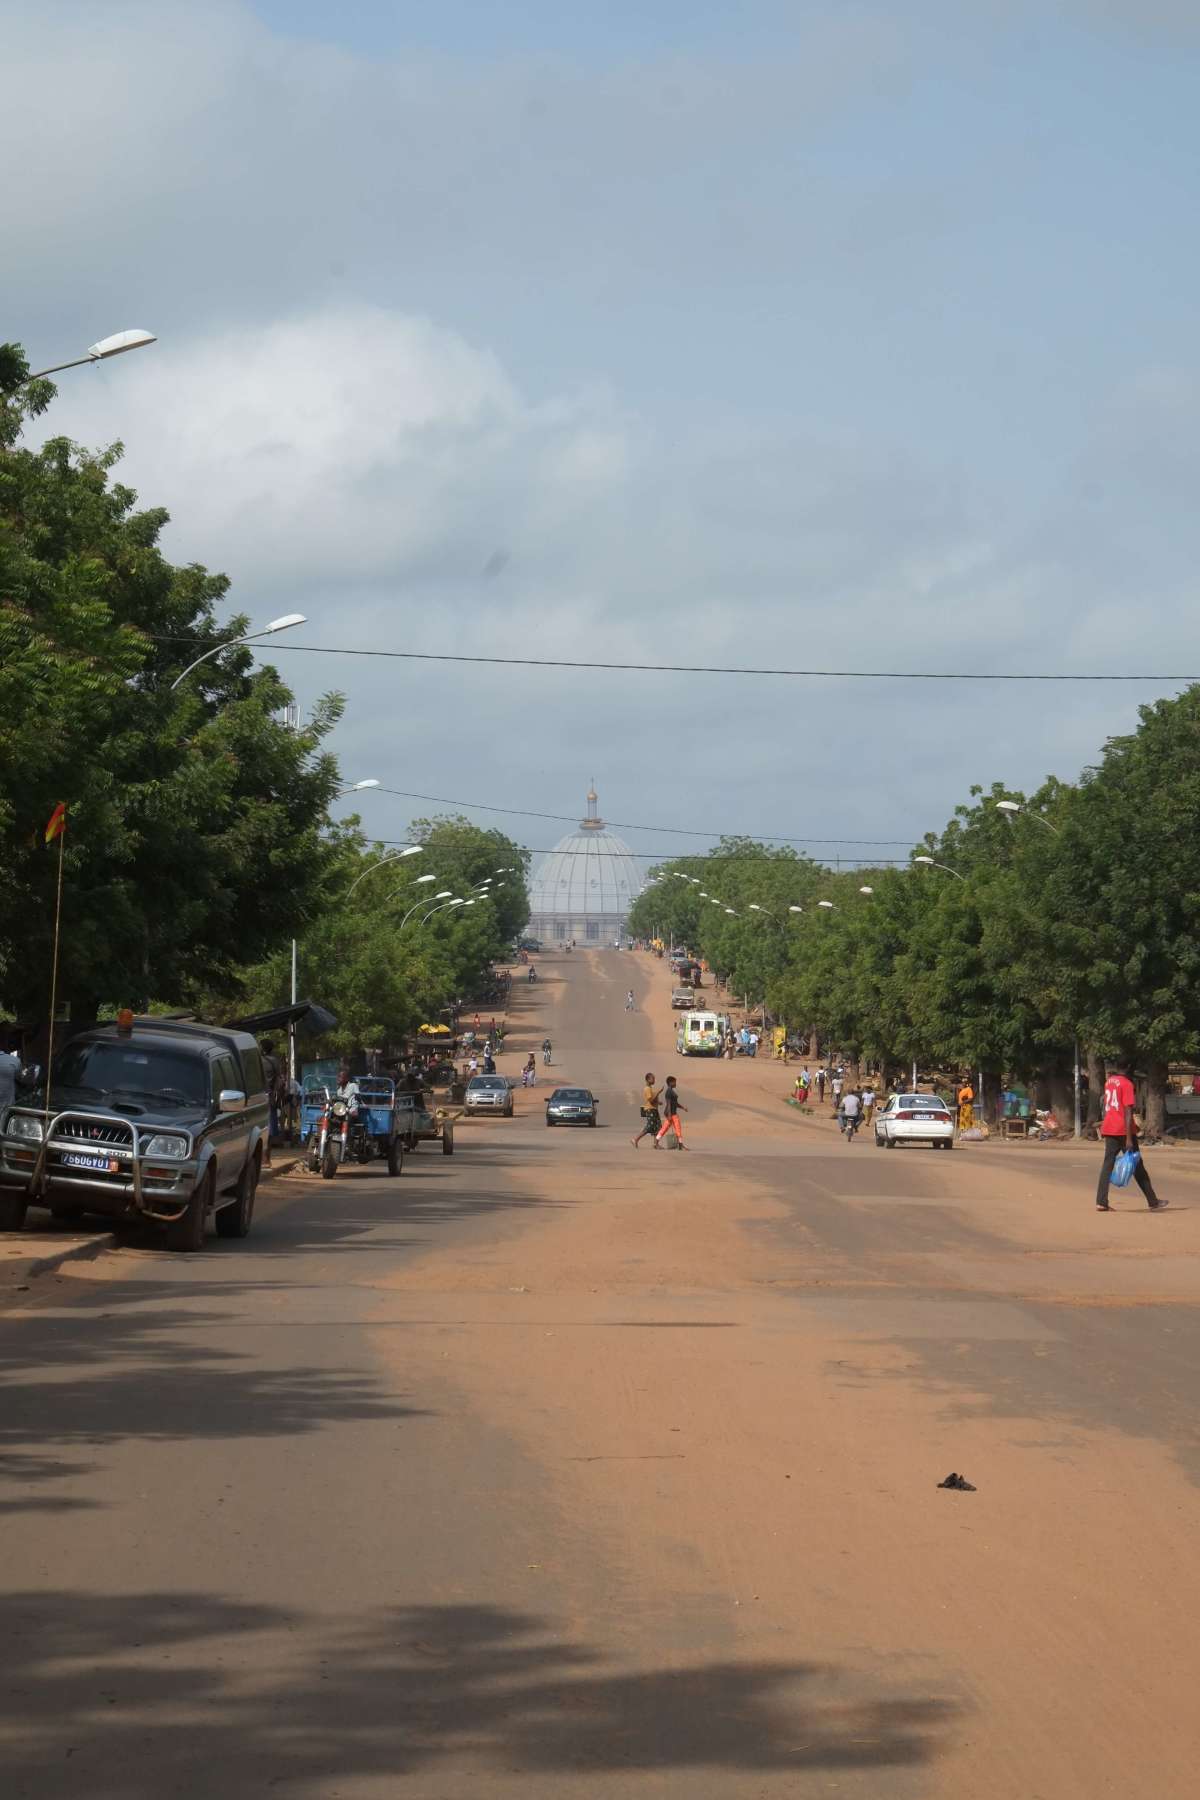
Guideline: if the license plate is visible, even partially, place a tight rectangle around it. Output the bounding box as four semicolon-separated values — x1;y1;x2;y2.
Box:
62;1152;118;1172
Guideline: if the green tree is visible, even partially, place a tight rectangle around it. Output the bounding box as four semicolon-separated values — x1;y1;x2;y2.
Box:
0;344;343;1028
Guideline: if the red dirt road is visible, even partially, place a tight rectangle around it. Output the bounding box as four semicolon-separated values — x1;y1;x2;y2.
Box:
3;948;1199;1796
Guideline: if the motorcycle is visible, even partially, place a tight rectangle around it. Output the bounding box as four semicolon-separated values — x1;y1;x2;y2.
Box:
528;967;538;984
308;1092;355;1179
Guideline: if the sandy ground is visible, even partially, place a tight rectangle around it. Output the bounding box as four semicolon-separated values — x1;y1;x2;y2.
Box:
2;949;1199;1797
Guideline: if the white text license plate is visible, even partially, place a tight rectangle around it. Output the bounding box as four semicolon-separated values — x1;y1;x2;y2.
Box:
63;1152;118;1172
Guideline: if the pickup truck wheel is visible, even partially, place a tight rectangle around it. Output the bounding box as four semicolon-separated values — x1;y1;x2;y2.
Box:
216;1150;258;1238
386;1137;403;1177
0;1191;29;1232
166;1169;210;1252
441;1127;454;1157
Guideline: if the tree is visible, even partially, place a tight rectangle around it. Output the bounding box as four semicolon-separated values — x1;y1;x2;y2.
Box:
226;817;530;1057
0;344;344;1029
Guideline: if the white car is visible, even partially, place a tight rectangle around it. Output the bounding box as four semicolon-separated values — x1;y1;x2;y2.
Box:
874;1093;955;1150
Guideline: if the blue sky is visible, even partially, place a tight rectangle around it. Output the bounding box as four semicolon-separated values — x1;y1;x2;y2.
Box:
7;0;1200;866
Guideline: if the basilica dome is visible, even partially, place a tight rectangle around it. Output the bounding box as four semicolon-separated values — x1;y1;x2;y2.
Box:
527;788;641;945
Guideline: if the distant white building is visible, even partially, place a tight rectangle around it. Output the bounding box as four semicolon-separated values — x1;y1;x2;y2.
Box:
526;787;641;945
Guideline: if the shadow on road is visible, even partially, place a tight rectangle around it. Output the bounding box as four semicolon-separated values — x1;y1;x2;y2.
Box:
0;1290;427;1511
1;1592;961;1793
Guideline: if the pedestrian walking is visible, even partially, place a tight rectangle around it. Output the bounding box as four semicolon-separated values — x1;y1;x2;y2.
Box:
956;1077;976;1134
522;1054;536;1089
656;1076;688;1148
830;1070;844;1110
1096;1059;1166;1211
625;989;636;1011
839;1088;862;1141
542;1037;553;1066
794;1067;811;1105
632;1072;662;1149
467;1052;479;1078
861;1082;876;1128
816;1067;826;1103
748;1029;759;1059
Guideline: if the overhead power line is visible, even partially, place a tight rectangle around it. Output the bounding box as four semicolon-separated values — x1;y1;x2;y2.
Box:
366;786;915;846
153;635;1192;683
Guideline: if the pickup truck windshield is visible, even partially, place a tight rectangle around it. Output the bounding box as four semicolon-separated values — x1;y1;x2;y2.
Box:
53;1042;210;1108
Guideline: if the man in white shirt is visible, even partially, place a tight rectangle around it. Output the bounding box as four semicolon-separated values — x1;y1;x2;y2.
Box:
839;1089;862;1139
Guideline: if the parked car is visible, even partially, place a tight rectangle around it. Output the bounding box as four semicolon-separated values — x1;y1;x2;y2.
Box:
874;1093;955;1150
545;1087;598;1127
0;1015;269;1250
465;1074;514;1118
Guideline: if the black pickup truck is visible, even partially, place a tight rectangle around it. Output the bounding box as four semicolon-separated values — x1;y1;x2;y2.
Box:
0;1016;270;1252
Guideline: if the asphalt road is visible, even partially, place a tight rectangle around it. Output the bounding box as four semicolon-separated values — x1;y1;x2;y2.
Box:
3;951;1200;1798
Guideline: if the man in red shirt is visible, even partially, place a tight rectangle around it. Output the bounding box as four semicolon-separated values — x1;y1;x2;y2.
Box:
1096;1059;1165;1211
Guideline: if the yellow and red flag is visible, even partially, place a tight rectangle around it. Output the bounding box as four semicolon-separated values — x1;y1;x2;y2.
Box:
44;802;67;845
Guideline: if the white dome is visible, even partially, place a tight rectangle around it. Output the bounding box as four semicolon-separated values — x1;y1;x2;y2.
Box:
527;788;641;942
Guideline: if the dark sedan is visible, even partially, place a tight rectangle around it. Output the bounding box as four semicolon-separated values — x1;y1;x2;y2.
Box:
545;1087;598;1127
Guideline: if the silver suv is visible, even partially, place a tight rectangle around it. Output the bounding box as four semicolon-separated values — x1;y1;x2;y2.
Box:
464;1075;514;1118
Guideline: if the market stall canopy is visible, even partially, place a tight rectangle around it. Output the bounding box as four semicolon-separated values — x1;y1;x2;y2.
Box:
232;1000;338;1036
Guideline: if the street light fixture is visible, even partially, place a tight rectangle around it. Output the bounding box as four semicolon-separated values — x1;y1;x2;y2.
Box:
342;843;423;900
859;885;874;895
170;613;307;691
788;905;803;914
817;900;835;910
995;799;1060;835
340;779;381;793
912;855;966;882
28;328;157;381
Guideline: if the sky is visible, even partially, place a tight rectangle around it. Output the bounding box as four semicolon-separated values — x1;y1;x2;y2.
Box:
6;0;1200;874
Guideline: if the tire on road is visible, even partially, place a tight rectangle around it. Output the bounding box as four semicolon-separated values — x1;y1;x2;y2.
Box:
387;1137;403;1177
166;1167;211;1253
441;1125;454;1156
216;1148;259;1239
0;1190;29;1232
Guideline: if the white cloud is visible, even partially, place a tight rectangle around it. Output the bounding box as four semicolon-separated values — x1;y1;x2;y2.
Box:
42;303;632;597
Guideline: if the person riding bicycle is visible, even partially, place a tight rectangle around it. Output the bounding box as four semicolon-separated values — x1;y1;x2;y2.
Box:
542;1038;552;1066
528;966;537;983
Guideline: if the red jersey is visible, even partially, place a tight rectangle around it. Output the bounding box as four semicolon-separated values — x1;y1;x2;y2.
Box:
1101;1073;1135;1137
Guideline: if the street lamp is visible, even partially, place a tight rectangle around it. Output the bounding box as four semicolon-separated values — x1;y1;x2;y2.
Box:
912;855;966;882
788;905;803;914
395;888;454;928
343;844;423;900
817;900;835;910
859;885;874;895
996;799;1060;835
170;613;306;690
339;779;381;794
27;328;157;381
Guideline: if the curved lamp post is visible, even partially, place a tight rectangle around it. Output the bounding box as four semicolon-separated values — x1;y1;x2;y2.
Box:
912;855;966;882
995;799;1060;835
28;328;157;381
170;613;306;691
343;844;423;901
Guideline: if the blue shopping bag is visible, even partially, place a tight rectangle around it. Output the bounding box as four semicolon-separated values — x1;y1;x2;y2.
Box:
1111;1148;1141;1188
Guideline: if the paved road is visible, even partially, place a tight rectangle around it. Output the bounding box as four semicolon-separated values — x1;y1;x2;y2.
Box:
3;951;1200;1798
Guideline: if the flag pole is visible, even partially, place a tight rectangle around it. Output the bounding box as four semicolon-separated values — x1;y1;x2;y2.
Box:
44;814;67;1128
